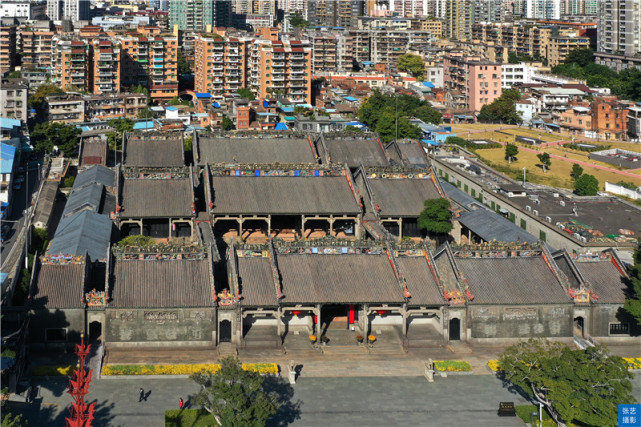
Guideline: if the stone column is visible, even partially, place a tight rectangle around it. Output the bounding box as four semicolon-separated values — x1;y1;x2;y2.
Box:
401;307;408;337
301;215;306;239
315;304;322;336
238;218;243;240
267;216;272;238
276;307;283;342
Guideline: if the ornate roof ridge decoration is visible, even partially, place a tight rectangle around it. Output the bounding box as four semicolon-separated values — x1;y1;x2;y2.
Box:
273;237;388;254
451;241;542;258
268;239;284;299
365;166;432;179
127;132;182;141
199;130;310;139
390;239;429;253
570;252;612;262
209;162;344;175
113;244;207;259
40;254;86;265
322;132;378;140
122;165;190;179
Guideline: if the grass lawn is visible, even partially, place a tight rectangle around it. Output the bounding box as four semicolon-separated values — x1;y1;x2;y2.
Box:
475;147;639;189
165;409;218;427
515;405;553;427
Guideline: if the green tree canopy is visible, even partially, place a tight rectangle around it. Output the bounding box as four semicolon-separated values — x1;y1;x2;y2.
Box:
505;143;519;163
565;47;594;67
28;83;64;114
624;241;641;326
375;113;421;143
574;173;599;196
289;12;309;28
117;235;155;247
177;50;192;75
106;118;135;150
477;89;522;124
537;152;551;172
396;54;425;80
221;116;235;131
343;125;363;133
31;122;81;155
358;90;441;140
499;339;634;427
236;88;256;101
418;198;453;235
570;163;583;180
190;356;279;426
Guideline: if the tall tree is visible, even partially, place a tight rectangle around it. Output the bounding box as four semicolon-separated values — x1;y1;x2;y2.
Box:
505;143;519;163
574;174;599;196
570;163;583;180
418;198;453;235
190;356;279;426
106;118;135;150
624;241;641;326
537;153;551;172
28;83;64;116
375;113;421;143
396;54;425;80
565;47;594;67
221;116;235;131
477;89;522;124
499;339;634;427
358;90;441;131
289;12;309;28
177;50;192;75
31;122;81;155
236;88;256;101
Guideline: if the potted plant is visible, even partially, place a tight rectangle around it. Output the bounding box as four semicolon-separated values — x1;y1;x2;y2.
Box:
309;335;317;344
356;335;364;344
368;335;376;345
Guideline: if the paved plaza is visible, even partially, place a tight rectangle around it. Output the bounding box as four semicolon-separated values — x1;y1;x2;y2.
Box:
9;374;641;427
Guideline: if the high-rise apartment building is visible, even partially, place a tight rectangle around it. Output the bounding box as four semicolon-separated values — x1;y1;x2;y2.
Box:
389;0;428;17
169;0;231;31
598;0;641;57
444;0;473;40
194;34;250;102
119;34;179;101
249;39;312;104
46;0;89;21
52;38;90;91
443;54;502;113
308;0;364;28
561;0;598;15
21;28;56;71
0;22;17;74
524;0;561;20
91;40;121;95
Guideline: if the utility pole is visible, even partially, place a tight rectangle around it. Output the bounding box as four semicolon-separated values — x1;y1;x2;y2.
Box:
395;92;398;142
522;167;526;186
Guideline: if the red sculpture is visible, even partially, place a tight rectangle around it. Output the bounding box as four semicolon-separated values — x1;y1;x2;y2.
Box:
66;335;95;427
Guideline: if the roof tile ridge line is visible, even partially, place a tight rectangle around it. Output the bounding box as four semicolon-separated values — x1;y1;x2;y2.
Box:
204;164;213;214
268;238;284;299
318;132;330;164
122;131;127;164
78;135;85;166
359;165;380;219
81;253;89;307
384;140;402;164
27;250;42;310
180;131;186;164
193;130;200;163
422;238;445;294
541;243;572;293
306;133;320;163
555;248;589;290
343;164;361;209
442;241;469;299
385;240;411;300
430;164;447;198
606;248;630;279
210;244;221;304
189;164;196;215
375;135;390;161
416;139;430;166
105;244;112;306
115;163;121;216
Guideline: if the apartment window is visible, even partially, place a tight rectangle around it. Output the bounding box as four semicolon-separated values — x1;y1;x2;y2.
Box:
609;323;629;335
494;91;497;95
520;219;527;230
539;230;547;242
471;189;476;197
478;74;482;78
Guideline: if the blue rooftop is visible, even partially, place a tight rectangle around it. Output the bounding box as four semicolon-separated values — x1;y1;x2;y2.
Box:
49;210;113;261
280;107;294;113
133;121;155;130
0;118;21;129
195;93;211;98
212;102;221;108
274;123;288;130
0;143;17;174
343;96;358;102
165;106;178;111
422;82;435;88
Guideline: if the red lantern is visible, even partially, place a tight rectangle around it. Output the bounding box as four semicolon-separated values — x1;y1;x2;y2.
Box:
291;310;302;316
376;310;386;316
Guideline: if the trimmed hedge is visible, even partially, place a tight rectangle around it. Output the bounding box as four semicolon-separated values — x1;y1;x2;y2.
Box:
102;362;279;376
433;360;472;372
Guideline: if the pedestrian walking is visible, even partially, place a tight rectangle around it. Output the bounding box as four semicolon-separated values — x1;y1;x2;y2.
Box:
139;388;145;402
179;398;184;410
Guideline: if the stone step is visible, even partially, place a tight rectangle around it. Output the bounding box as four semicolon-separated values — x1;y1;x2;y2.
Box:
320;345;368;356
217;343;238;357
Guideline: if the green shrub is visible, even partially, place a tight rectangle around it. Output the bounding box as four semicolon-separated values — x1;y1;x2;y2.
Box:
116;235;155;247
165;409;218;427
63;176;75;188
433;360;472;372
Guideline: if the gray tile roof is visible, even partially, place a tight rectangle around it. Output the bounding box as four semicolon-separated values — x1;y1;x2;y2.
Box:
121;178;193;218
31;263;85;309
238;257;278;306
552;252;582;289
574;261;628;304
397;256;444;306
124;139;185;167
277;254;405;304
324;139;389;167
439;179;481;210
368;178;442;217
197;137;317;165
63;182;104;217
457;209;538;244
80;141;107;165
48;211;113;261
211;176;361;215
455;257;570;304
74;165;115;189
396;142;428;167
33;181;58;227
111;259;213;308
